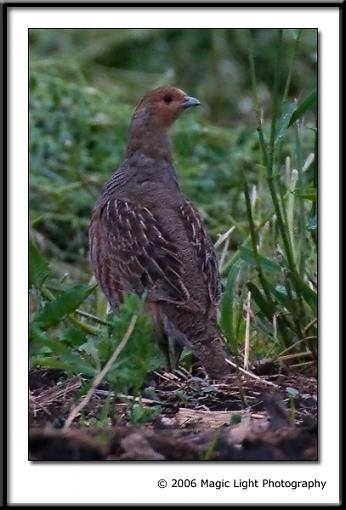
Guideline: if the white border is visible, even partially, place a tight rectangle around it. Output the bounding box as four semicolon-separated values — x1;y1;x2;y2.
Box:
9;6;340;505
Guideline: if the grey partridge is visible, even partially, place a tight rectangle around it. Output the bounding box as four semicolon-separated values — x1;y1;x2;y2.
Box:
89;86;230;378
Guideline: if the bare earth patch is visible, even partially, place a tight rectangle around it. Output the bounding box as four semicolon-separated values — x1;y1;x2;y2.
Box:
29;365;317;461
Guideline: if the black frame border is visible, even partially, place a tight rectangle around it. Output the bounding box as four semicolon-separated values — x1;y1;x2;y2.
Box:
1;1;343;507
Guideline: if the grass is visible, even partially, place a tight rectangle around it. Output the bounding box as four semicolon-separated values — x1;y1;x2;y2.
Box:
29;29;317;418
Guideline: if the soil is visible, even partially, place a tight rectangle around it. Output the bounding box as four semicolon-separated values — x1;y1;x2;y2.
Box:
29;363;317;461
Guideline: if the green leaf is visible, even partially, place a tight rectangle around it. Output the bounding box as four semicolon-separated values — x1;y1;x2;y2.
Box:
275;101;296;145
220;262;242;352
79;337;100;366
60;327;88;347
246;282;274;320
239;246;281;273
101;293;157;391
252;316;276;342
29;239;50;289
95;395;113;427
293;187;317;201
127;404;161;425
272;285;292;307
30;325;96;375
31;327;70;356
30;357;76;372
32;284;96;329
291;274;317;312
230;413;242;425
288;89;317;127
300;282;317;312
34;354;96;377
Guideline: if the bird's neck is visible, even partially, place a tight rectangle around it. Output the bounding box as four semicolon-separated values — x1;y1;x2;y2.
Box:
126;115;173;164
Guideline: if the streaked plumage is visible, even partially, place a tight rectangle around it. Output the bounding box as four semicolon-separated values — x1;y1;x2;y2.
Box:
89;86;230;378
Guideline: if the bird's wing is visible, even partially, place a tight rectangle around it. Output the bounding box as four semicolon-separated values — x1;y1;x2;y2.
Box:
89;198;191;309
179;199;221;306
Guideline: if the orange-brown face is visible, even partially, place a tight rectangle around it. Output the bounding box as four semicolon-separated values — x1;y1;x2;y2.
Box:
135;86;200;129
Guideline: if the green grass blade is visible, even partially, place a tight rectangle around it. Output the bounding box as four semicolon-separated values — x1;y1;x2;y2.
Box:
288;88;317;127
29;239;50;289
220;261;242;353
275;101;296;146
238;246;281;274
32;284;96;329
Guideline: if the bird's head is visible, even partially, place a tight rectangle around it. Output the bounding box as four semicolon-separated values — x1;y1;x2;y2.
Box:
133;86;201;130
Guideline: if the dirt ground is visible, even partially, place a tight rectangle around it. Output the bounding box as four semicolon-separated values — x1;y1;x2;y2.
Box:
29;363;317;461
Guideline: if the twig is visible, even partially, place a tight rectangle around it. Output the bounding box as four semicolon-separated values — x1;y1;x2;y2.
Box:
290;361;314;369
277;336;317;358
303;318;317;333
117;393;162;406
214;226;236;248
219;237;230;271
93;389;163;406
63;315;138;429
278;351;312;362
244;291;252;370
154;370;180;381
172;368;190;381
273;313;278;343
152;371;182;387
225;358;280;389
75;308;112;327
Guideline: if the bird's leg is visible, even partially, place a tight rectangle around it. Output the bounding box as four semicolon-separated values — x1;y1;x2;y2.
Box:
162;317;189;371
155;333;184;372
106;302;119;337
171;339;184;370
155;332;173;372
106;305;114;337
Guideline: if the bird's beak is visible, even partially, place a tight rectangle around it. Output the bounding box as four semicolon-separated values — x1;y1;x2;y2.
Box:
182;95;201;109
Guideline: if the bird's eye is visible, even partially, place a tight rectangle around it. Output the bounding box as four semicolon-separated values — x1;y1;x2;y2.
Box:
163;94;173;104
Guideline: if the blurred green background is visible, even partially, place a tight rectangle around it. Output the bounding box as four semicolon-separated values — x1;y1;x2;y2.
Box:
29;29;316;124
29;28;316;256
29;29;317;388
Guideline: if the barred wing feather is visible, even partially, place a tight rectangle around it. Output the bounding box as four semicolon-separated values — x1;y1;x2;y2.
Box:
89;198;190;309
179;200;221;306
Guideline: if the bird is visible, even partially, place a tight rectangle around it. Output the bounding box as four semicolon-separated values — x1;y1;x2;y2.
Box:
89;86;230;378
